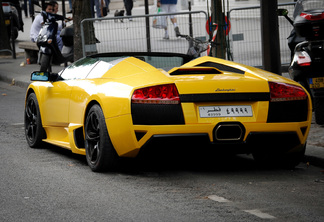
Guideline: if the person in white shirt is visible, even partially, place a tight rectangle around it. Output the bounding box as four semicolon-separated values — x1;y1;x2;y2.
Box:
30;1;68;51
30;3;53;43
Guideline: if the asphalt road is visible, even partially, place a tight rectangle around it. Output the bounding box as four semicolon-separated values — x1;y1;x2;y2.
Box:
1;81;324;221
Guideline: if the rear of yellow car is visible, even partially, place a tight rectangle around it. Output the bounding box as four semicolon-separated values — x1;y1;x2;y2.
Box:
109;57;312;168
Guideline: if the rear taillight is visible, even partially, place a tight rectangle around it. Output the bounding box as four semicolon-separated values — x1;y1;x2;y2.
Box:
269;82;307;102
295;51;311;66
132;84;180;104
300;12;324;21
2;3;11;13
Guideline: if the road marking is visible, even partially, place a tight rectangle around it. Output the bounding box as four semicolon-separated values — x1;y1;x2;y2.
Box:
243;209;276;219
11;123;24;126
207;195;276;219
208;195;231;203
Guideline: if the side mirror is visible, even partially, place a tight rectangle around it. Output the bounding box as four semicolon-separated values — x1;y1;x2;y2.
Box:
277;9;289;16
30;71;59;81
277;9;294;26
30;71;50;81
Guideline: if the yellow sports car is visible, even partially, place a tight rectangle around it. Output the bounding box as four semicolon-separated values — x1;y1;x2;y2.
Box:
24;52;312;171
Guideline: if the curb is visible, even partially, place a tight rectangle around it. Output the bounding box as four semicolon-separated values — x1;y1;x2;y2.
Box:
0;74;29;89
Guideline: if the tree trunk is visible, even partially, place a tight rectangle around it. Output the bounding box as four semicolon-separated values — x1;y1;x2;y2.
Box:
0;0;11;53
73;0;96;60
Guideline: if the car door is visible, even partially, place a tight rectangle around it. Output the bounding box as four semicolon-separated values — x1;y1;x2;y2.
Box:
42;57;99;127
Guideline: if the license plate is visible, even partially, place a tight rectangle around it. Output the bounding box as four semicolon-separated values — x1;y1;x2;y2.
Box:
5;19;10;25
309;77;324;89
199;105;253;118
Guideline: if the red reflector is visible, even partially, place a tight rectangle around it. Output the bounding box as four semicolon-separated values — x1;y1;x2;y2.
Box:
132;84;180;104
2;3;9;6
300;12;324;21
299;62;311;67
296;51;311;66
269;82;307;102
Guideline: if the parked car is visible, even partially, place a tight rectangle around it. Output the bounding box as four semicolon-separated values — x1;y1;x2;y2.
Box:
24;52;312;171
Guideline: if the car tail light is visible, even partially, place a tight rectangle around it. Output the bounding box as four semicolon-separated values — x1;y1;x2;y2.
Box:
269;82;307;102
300;12;324;21
132;84;180;104
295;51;311;66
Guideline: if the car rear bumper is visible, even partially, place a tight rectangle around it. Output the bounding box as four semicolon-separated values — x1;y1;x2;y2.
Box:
107;115;310;158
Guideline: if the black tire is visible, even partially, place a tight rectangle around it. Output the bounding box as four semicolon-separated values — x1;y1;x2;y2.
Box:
314;96;324;125
24;93;46;148
40;54;51;72
6;26;11;40
252;144;306;169
11;26;18;40
85;104;119;172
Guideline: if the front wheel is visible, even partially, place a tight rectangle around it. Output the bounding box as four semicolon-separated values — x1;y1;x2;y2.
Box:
40;53;51;72
85;104;119;172
11;26;18;40
24;93;46;147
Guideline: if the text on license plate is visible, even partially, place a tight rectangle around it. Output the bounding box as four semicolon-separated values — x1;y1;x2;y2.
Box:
199;105;253;118
309;77;324;89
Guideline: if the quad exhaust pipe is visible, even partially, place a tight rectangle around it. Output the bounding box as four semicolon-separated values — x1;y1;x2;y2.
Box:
214;123;244;141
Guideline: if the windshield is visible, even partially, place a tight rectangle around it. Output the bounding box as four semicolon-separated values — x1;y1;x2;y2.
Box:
294;0;324;18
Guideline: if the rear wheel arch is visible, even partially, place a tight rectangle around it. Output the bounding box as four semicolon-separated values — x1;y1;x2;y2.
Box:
84;100;101;125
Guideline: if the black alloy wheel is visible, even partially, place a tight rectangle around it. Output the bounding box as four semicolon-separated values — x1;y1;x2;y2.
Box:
85;104;119;172
24;93;46;147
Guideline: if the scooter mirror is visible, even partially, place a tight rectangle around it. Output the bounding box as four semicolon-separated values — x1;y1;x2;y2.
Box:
277;9;289;17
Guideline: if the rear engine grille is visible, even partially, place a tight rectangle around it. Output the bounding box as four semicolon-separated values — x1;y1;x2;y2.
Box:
131;104;185;125
246;132;300;153
267;100;308;122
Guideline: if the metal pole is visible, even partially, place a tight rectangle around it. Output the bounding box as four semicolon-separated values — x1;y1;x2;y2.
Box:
260;0;281;75
145;0;151;52
62;0;66;17
188;0;193;48
10;14;16;59
41;0;45;10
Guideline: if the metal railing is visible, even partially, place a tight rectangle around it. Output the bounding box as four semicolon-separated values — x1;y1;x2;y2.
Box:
80;3;297;69
227;2;296;67
80;11;208;57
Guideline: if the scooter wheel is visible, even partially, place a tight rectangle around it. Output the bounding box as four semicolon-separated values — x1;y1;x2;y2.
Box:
40;54;51;72
11;27;18;40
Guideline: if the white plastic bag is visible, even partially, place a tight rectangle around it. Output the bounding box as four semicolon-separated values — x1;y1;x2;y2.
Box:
152;8;167;29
